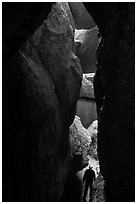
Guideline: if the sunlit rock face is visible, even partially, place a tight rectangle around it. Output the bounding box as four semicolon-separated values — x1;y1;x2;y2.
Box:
88;120;98;159
75;27;99;73
80;73;95;99
92;173;105;202
76;73;97;128
3;2;82;201
70;116;91;164
69;2;96;29
84;2;135;202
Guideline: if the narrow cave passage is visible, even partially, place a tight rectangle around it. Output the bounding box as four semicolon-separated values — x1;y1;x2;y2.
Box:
2;1;135;202
61;3;105;202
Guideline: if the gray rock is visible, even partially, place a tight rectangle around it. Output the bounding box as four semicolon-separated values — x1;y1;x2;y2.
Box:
60;2;75;31
80;73;95;99
69;116;91;163
75;27;99;73
88;120;98;158
87;120;98;135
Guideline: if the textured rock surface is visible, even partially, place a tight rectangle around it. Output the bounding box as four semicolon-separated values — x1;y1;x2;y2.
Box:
88;120;98;159
60;2;75;31
80;73;95;99
75;27;99;73
84;2;135;201
69;116;91;164
3;2;82;201
92;173;105;202
69;2;96;29
62;118;98;202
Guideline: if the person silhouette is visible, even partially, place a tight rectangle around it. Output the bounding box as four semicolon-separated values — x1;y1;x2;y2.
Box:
82;165;96;201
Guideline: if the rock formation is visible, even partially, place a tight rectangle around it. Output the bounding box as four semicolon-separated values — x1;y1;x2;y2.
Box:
84;2;135;201
61;115;93;202
92;173;105;202
69;116;91;164
80;73;95;99
75;27;99;73
3;2;82;201
88;120;98;159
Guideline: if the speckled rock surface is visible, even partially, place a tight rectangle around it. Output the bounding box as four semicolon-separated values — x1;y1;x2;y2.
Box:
88;120;98;159
80;73;95;99
69;116;91;164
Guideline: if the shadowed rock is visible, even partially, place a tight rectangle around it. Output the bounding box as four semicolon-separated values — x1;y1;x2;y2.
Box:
75;27;99;73
3;2;82;201
84;2;135;201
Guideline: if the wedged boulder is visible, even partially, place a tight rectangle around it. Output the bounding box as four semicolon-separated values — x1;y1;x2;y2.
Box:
75;26;99;73
3;2;82;201
80;73;95;99
69;116;91;164
68;2;96;29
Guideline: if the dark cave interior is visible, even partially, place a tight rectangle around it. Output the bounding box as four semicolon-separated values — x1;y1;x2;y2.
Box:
2;2;135;202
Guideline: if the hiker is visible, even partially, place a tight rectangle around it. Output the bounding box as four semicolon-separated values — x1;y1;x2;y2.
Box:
82;165;96;201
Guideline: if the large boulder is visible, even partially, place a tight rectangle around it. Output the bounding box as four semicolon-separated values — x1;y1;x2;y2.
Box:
75;27;99;73
3;2;82;201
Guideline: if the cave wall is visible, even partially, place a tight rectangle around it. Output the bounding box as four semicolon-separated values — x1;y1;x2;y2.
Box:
3;2;82;201
84;2;135;201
